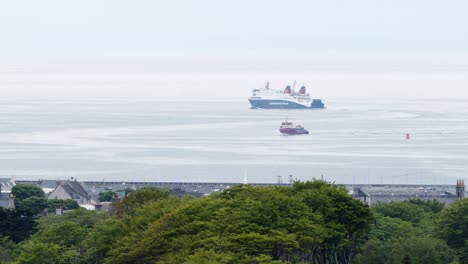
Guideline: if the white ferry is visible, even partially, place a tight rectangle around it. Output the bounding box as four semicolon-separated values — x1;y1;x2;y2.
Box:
248;82;324;109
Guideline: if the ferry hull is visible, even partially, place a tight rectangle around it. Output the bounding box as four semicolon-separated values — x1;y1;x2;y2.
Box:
249;99;324;109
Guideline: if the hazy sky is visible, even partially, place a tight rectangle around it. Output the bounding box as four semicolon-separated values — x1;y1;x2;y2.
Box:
1;0;468;99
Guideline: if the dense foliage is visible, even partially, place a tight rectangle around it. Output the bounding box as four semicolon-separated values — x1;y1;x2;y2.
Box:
435;199;468;263
47;198;80;211
105;181;372;264
11;185;45;202
98;191;117;202
11;184;79;214
355;199;463;264
113;186;170;216
14;209;107;264
0;208;37;243
1;181;466;264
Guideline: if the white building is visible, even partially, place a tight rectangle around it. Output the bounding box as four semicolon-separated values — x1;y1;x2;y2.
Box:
0;178;15;208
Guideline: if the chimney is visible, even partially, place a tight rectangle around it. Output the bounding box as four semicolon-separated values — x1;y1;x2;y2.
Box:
8;193;15;209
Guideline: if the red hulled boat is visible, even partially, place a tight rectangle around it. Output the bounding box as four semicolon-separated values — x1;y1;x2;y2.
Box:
279;119;309;135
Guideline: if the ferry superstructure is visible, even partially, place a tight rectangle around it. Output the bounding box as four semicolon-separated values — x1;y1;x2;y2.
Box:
248;82;325;109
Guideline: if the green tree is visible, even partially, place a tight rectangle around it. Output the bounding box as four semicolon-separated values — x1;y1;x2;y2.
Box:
356;236;455;264
105;181;372;264
15;209;107;264
11;184;48;213
36;208;107;230
80;218;127;264
372;201;426;224
0;235;17;263
292;180;373;264
356;199;457;264
99;196;186;264
18;196;48;214
98;190;117;202
114;186;170;216
15;242;78;264
33;221;87;247
369;213;414;241
0;208;37;243
184;249;237;264
436;199;468;263
47;198;79;211
11;184;45;201
407;199;445;214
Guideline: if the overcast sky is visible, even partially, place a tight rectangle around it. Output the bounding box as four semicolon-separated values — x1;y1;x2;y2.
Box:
1;0;468;99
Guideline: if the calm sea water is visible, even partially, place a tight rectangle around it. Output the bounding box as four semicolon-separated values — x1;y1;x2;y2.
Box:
1;98;467;184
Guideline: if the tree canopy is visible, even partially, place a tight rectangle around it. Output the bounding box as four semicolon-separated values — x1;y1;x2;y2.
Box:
356;199;458;264
436;199;468;263
0;207;37;243
98;190;117;202
11;184;45;202
105;181;372;264
46;198;80;211
1;181;464;264
113;186;170;216
11;184;47;213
